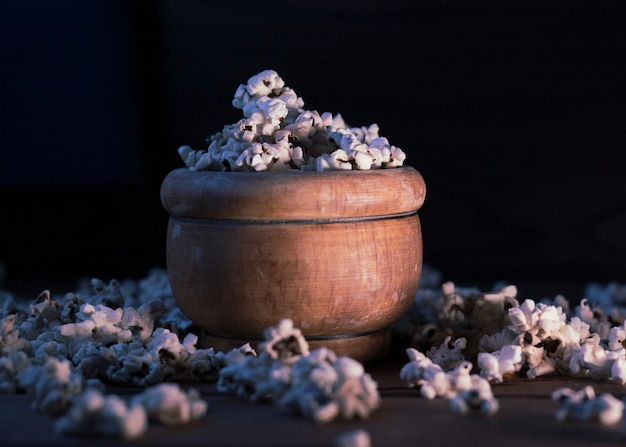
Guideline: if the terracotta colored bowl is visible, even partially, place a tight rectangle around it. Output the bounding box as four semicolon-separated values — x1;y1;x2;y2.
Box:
160;166;426;364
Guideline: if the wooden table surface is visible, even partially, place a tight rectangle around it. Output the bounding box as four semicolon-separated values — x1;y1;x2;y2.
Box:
2;348;626;447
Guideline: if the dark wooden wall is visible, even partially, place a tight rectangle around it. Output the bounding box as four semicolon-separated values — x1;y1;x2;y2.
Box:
2;0;625;292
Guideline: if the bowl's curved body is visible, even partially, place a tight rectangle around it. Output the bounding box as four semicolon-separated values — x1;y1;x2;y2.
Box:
161;166;426;364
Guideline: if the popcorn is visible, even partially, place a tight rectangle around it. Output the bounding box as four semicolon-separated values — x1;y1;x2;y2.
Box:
400;348;499;415
0;351;31;393
399;348;449;399
308;355;380;424
178;69;407;172
259;318;310;361
448;374;499;417
217;318;380;424
8;264;626;439
477;344;523;383
55;378;206;440
131;383;207;426
396;275;626;423
17;356;84;416
426;335;467;371
55;388;148;440
0;269;222;439
552;386;624;426
567;337;625;381
0;314;30;356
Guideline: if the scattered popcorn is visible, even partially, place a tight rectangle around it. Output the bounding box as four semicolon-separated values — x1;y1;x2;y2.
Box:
55;388;148;440
0;314;29;355
55;370;208;439
426;335;467;371
397;277;626;385
400;347;499;415
0;350;31;393
178;69;407;172
217;318;380;424
399;347;449;399
6;264;626;439
552;386;624;426
131;383;207;426
477;344;523;383
394;269;626;424
448;374;499;417
18;356;84;415
0;268;221;439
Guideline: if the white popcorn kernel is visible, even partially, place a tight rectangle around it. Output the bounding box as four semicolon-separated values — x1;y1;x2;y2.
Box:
399;348;451;399
427;336;467;371
610;357;626;384
527;357;556;379
313;363;380;424
352;151;373;170
255;96;288;127
260;318;309;361
608;321;626;351
420;367;451;400
596;393;625;425
478;344;523;383
0;351;32;393
193;152;213;171
385;146;407;168
320;111;333;128
245;69;285;98
0;314;30;355
315;154;333;171
449;375;499;417
327;149;353;171
552;386;624;426
277;87;304;110
18;356;84;416
131;383;207;426
477;352;501;383
552;386;594;422
55;388;148;440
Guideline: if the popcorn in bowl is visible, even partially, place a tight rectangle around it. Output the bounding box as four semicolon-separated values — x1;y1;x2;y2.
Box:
178;69;407;172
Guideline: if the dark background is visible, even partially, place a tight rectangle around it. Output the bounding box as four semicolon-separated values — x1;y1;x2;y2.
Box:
1;0;625;298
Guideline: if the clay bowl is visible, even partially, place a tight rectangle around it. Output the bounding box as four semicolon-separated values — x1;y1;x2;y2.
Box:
160;166;426;364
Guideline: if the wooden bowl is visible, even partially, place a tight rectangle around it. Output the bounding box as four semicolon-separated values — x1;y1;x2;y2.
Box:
160;166;426;364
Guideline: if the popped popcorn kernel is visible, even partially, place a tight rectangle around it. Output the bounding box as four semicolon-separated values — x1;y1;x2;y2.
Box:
131;383;207;426
399;347;499;415
552;386;624;426
17;356;84;416
55;388;148;440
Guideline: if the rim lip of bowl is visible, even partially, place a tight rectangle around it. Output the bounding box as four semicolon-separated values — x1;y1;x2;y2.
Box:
160;165;426;220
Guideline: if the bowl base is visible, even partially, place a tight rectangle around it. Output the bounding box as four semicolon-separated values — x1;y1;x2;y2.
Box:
200;328;391;366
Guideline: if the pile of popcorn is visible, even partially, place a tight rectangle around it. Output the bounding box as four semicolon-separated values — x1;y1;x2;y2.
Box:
0;269;379;441
0;270;216;439
394;270;626;423
178;69;407;172
217;319;380;424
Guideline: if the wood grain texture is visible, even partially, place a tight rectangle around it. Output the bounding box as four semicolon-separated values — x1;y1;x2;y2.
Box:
161;166;426;220
162;167;425;363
